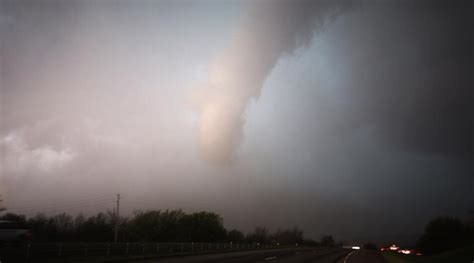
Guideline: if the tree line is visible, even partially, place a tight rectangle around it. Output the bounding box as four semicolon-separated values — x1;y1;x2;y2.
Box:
2;210;473;255
416;216;474;255
0;210;330;245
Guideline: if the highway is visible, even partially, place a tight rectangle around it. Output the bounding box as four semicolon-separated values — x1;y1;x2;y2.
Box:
130;248;351;263
0;245;389;263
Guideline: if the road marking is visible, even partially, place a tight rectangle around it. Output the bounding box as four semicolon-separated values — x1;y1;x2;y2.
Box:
343;250;356;263
265;256;277;260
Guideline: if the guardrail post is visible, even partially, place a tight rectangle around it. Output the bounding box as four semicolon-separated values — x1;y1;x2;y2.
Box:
25;243;31;263
58;243;62;257
107;243;111;255
126;242;129;254
84;243;88;256
156;243;160;253
142;243;146;254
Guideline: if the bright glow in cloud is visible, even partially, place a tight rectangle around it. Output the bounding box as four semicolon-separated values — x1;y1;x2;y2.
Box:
1;133;76;173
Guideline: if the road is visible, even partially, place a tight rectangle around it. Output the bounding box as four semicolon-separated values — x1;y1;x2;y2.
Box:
129;248;351;263
0;245;389;263
337;250;387;263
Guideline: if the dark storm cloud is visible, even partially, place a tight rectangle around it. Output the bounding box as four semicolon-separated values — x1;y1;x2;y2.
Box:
196;0;472;165
334;0;473;158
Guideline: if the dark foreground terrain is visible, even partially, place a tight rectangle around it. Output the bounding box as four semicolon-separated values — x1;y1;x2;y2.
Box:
0;246;355;263
131;248;351;263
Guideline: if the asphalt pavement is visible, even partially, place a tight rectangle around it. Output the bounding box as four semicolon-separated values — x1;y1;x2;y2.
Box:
336;249;387;263
130;248;351;263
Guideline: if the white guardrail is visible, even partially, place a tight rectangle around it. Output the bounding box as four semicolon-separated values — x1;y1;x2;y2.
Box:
1;242;310;262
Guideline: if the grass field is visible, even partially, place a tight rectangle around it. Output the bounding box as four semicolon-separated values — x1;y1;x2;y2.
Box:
382;251;431;263
382;245;474;263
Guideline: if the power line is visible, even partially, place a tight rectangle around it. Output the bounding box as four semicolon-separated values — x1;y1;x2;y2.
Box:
5;199;114;214
5;198;113;212
4;194;114;210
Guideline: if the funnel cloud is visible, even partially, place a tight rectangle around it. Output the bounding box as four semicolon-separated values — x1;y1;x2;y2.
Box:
195;0;352;164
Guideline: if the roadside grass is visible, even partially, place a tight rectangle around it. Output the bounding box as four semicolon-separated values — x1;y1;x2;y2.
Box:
382;245;474;263
382;252;431;263
431;244;474;263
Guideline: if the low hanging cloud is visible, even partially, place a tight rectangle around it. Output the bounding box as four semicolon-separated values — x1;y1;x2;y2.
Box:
194;0;353;164
1;133;76;173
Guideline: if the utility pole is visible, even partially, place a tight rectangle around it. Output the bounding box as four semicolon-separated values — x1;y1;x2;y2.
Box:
114;193;121;243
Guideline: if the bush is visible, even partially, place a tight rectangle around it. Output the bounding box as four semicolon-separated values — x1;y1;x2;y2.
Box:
320;235;334;247
417;217;473;255
227;229;245;243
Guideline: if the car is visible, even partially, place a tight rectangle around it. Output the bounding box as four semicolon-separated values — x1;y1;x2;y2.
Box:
380;244;399;251
0;220;32;243
398;249;422;256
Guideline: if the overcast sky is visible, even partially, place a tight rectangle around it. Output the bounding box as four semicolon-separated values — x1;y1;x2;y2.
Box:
0;0;472;244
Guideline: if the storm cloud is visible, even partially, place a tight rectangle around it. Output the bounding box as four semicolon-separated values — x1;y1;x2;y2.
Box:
337;0;473;158
194;0;353;164
0;0;472;244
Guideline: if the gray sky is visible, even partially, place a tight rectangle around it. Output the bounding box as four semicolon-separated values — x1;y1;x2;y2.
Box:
0;0;472;244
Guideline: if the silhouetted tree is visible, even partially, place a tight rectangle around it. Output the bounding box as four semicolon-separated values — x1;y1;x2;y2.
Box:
417;216;473;255
0;210;312;244
227;229;245;243
27;214;51;242
76;212;115;242
0;195;5;212
0;213;28;227
127;210;164;242
303;239;319;246
246;226;270;244
320;235;335;247
271;227;304;244
52;213;75;240
127;210;226;242
467;210;474;228
178;211;226;242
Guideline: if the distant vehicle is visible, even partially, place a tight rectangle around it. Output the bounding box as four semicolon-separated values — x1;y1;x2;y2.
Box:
380;244;399;251
398;249;422;256
0;220;31;243
380;244;422;256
